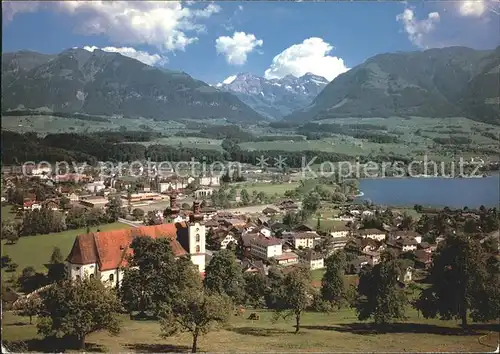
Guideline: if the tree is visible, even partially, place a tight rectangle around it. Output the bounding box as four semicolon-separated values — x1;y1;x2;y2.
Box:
240;189;250;206
119;237;188;316
49;247;64;264
413;233;499;327
321;251;347;308
302;192;320;215
204;250;245;304
2;221;20;244
355;250;408;326
47;247;67;283
14;294;42;324
18;266;47;293
160;288;232;353
243;272;267;307
272;266;314;333
59;196;71;210
132;208;145;221
106;196;123;222
37;278;121;349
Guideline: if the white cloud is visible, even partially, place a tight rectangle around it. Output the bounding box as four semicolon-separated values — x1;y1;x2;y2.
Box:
215;32;263;65
4;1;220;52
458;1;487;17
396;8;440;48
264;38;349;81
83;46;167;66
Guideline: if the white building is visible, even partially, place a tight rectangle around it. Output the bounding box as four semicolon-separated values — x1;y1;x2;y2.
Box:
359;229;386;242
199;176;220;187
85;181;106;194
250;234;282;260
194;188;214;199
65;221;206;287
302;250;325;270
287;231;319;249
330;226;350;238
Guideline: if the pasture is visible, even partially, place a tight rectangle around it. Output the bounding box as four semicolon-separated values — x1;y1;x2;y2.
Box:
3;308;498;352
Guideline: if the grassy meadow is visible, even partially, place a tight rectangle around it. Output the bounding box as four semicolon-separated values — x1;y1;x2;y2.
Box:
1;222;132;275
3;308;498;352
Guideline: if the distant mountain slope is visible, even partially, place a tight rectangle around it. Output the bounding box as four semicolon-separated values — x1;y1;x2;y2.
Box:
1;49;266;123
215;72;329;119
284;46;500;125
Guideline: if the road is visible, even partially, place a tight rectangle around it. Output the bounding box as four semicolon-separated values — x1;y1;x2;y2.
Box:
118;218;142;228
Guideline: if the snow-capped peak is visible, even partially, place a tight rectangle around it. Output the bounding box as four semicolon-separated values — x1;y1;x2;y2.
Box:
222;75;237;85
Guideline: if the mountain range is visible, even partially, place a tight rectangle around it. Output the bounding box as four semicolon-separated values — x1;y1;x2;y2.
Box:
1;49;264;123
215;72;329;119
285;46;500;125
1;46;499;125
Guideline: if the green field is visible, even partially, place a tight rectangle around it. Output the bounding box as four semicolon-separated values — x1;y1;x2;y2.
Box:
126;136;224;151
1;115;186;135
3;308;497;352
232;182;300;196
1;222;132;275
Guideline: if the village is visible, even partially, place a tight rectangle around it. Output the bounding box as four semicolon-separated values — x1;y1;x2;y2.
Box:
1;163;499;352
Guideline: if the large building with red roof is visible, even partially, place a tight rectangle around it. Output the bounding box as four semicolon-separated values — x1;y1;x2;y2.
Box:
66;201;206;287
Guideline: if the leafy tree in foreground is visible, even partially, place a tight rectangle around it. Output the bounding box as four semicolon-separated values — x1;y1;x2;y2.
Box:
160;288;232;353
2;221;20;244
321;250;347;308
204;249;245;304
272;266;314;333
355;250;408;326
37;278;121;349
47;247;67;283
119;237;180;316
413;233;499;326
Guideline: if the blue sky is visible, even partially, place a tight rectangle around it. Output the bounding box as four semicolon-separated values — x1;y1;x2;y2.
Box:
3;1;499;84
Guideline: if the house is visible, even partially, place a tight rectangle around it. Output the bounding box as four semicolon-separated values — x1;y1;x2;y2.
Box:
417;241;432;253
79;196;109;209
123;193;163;203
257;226;272;238
262;207;279;216
64;193;80;202
330;237;349;252
293;224;314;232
414;250;432;269
392;231;422;244
241;231;259;258
23;200;41;211
287;231;319;249
199;176;220;187
359;228;386;241
240;259;268;275
274;252;299;266
347;256;370;274
222;218;247;229
66;208;207;287
302;250;325;270
43;199;60;211
398;266;414;283
250;234;282;260
210;231;238;250
396;237;418;252
194;188;213;199
257;216;270;227
362;250;380;266
330;225;350;238
277;199;299;211
85;181;106;194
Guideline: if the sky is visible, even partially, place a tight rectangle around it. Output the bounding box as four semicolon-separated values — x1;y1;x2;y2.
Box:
2;1;499;85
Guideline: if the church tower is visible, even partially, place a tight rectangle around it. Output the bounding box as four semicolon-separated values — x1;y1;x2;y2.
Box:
188;201;206;273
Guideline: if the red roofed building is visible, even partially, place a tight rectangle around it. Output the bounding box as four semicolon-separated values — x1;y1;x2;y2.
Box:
66;202;206;287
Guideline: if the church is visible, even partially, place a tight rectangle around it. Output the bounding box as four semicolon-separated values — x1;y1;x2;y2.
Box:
65;200;206;287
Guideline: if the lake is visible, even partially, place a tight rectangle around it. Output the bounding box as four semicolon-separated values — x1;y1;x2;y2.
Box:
357;175;499;208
